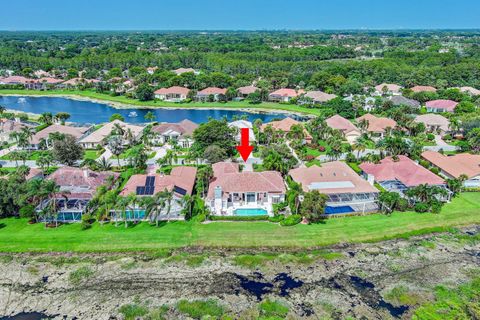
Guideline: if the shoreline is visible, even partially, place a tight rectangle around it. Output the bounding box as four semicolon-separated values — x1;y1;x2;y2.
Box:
0;92;316;118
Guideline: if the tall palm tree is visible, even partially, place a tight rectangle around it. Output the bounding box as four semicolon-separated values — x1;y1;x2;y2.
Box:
146;192;166;227
353;137;368;159
115;196;130;227
97;157;112;171
178;194;194;220
39;180;60;226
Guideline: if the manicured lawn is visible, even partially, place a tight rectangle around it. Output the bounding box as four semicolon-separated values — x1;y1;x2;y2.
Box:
0;89;322;116
0;150;49;161
0;193;478;253
83;150;99;160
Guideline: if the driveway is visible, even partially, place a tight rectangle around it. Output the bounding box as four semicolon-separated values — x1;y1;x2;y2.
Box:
422;135;459;152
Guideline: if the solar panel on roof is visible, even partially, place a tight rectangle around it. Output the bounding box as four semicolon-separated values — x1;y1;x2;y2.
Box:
146;176;155;187
174;186;187;196
145;186;155;195
136;186;145;195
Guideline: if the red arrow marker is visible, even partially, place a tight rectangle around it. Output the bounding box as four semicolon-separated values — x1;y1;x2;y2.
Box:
236;128;254;162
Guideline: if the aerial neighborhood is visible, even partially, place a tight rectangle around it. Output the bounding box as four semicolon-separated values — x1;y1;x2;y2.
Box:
0;32;479;232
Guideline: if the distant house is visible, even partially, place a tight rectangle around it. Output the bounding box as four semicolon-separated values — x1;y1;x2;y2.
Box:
151;119;198;148
146;67;158;75
260;117;312;144
229;120;255;142
421;151;480;187
356;114;397;138
389;95;420;108
154;86;190;102
268;88;304;103
79;120;144;149
325;115;361;144
414;114;450;133
237;86;259;98
457;86;480;96
33;77;64;90
196;87;227;101
29;124;90;150
344;95;376;111
360;156;450;199
207;162;286;216
426;99;458;113
117;166;197;221
61;78;100;89
289;161;379;215
374;83;402;96
0;76;34;89
0;118;32;143
172;68;199;76
304;91;337;103
410;85;437;93
36;167;119;222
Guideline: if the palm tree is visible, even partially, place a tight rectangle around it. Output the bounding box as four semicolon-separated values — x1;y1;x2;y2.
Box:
37;152;54;172
108;135;124;167
353;137;368;159
39;112;53;125
39;180;60;226
163;190;174;221
144;111;156;123
114;196;130;227
146;192;166;227
97;157;112;171
178;194;194;220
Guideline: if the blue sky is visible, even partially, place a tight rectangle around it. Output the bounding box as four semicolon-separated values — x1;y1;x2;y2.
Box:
1;0;479;30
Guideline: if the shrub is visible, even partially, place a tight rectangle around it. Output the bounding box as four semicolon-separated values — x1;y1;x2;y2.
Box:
119;303;148;320
395;198;409;212
419;160;430;168
259;300;290;318
176;299;224;319
280;214;302;226
426;133;435;141
443;134;452;141
414;202;429;213
69;266;94;284
319;146;326;152
345;152;356;163
19;205;35;219
268;215;285;223
305;155;315;161
430;200;443;214
430;167;440;174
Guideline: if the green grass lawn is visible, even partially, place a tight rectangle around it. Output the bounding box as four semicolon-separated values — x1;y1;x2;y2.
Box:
0;89;321;116
83;150;100;160
0;193;479;253
0;150;49;161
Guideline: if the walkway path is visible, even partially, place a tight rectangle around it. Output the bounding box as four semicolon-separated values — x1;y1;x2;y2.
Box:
422;135;459;152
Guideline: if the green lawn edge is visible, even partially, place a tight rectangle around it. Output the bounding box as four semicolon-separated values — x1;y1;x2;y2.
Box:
0;193;478;253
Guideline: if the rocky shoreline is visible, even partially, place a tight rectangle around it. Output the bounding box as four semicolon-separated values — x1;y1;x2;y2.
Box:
0;226;478;319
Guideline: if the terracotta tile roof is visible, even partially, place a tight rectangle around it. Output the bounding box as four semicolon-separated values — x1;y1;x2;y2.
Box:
207;162;285;199
0;76;32;84
80;120;143;145
356;114;397;133
389;95;420;108
31;124;90;145
0;119;31;134
26;168;43;180
326;115;360;134
197;87;227;95
154;86;190;95
36;77;64;84
63;78;100;85
411;85;437;93
289;161;378;194
458;86;480;96
269;88;304;98
260;117;312;140
172;68;196;75
152;119;198;136
304;91;337;103
48;166;118;197
426;99;458;112
120;166;197;197
237;86;259;95
421;151;480;179
360;155;445;187
375;83;402;93
414;114;450;132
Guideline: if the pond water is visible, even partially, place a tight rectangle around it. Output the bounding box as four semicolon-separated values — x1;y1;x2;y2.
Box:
0;95;288;125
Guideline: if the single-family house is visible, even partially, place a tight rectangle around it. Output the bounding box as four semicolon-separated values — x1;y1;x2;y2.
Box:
414;114;450;133
36;167;119;222
196;87;227;101
458;86;480;96
0;76;32;88
426;99;458;113
344;95;376;111
374;83;402;96
151;119;198;148
146;67;158;75
389;95;421;108
207;162;286;216
410;85;437;93
229;120;255;142
33;77;64;90
172;68;199;75
325;115;361;144
61;78;100;89
304;91;337;104
237;86;259;98
356;114;397;138
268;88;304;103
79;120;144;149
260;117;312;144
289;161;379;215
154;86;190;102
29;124;90;150
360;155;450;199
0;118;32;143
117;166;197;221
421;151;480;187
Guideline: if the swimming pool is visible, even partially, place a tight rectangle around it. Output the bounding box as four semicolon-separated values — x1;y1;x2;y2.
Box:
234;208;268;216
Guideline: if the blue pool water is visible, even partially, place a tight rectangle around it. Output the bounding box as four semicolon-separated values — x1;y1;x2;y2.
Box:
0;95;288;124
325;206;355;214
234;208;268;216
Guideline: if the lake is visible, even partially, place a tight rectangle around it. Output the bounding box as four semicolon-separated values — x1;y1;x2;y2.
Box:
0;95;288;124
